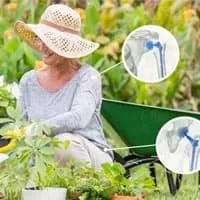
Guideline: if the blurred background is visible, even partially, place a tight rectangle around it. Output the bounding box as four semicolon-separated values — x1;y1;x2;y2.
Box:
0;0;200;111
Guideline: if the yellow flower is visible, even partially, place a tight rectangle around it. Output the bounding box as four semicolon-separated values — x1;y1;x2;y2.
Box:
7;3;17;11
102;2;115;9
3;30;13;40
100;9;116;32
102;41;119;60
96;35;110;45
184;9;196;21
121;0;133;4
75;8;85;20
5;128;25;141
35;60;44;69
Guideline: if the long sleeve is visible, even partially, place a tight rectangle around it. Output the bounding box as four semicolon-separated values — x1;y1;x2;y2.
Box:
17;74;29;121
45;71;101;133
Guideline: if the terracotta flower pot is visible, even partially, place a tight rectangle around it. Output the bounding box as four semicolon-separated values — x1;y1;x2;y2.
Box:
111;195;144;200
71;194;79;200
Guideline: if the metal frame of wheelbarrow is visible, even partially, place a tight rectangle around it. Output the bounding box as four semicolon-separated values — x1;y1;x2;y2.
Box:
101;98;200;195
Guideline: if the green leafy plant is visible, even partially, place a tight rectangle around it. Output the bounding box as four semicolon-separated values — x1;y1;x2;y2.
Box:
0;105;155;200
80;0;200;112
38;161;155;200
0;135;64;199
0;77;16;117
0;106;69;199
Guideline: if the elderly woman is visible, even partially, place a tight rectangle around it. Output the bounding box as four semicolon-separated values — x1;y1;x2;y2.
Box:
14;4;113;168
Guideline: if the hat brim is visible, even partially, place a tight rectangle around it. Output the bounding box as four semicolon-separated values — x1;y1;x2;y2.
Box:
14;20;99;58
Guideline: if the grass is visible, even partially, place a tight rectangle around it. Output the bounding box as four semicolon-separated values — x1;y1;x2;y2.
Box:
135;164;200;200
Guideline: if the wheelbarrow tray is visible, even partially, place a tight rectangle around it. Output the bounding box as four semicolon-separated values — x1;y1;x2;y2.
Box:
101;99;200;156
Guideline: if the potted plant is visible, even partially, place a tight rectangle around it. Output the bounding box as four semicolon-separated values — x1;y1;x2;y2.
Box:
0;134;68;200
45;162;155;200
21;134;68;200
0;106;69;200
100;163;153;200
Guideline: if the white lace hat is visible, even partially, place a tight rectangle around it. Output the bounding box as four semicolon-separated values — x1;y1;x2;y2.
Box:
14;4;99;58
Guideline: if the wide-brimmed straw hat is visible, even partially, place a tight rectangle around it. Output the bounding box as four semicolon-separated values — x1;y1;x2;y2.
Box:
14;4;99;58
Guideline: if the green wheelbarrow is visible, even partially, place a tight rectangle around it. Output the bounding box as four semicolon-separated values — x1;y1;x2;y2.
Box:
101;98;200;195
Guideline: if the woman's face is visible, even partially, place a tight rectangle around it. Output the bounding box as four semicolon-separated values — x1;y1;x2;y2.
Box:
35;36;64;66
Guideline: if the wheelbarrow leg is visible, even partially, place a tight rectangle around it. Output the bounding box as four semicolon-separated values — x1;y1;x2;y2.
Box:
125;169;130;178
176;174;182;190
149;163;157;186
166;169;176;195
198;171;200;188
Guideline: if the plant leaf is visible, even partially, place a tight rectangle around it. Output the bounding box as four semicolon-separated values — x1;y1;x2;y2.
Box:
39;147;54;156
0;118;13;124
6;106;17;119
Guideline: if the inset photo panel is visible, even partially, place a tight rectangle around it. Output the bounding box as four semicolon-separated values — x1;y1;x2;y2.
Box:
156;116;200;174
122;25;180;83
